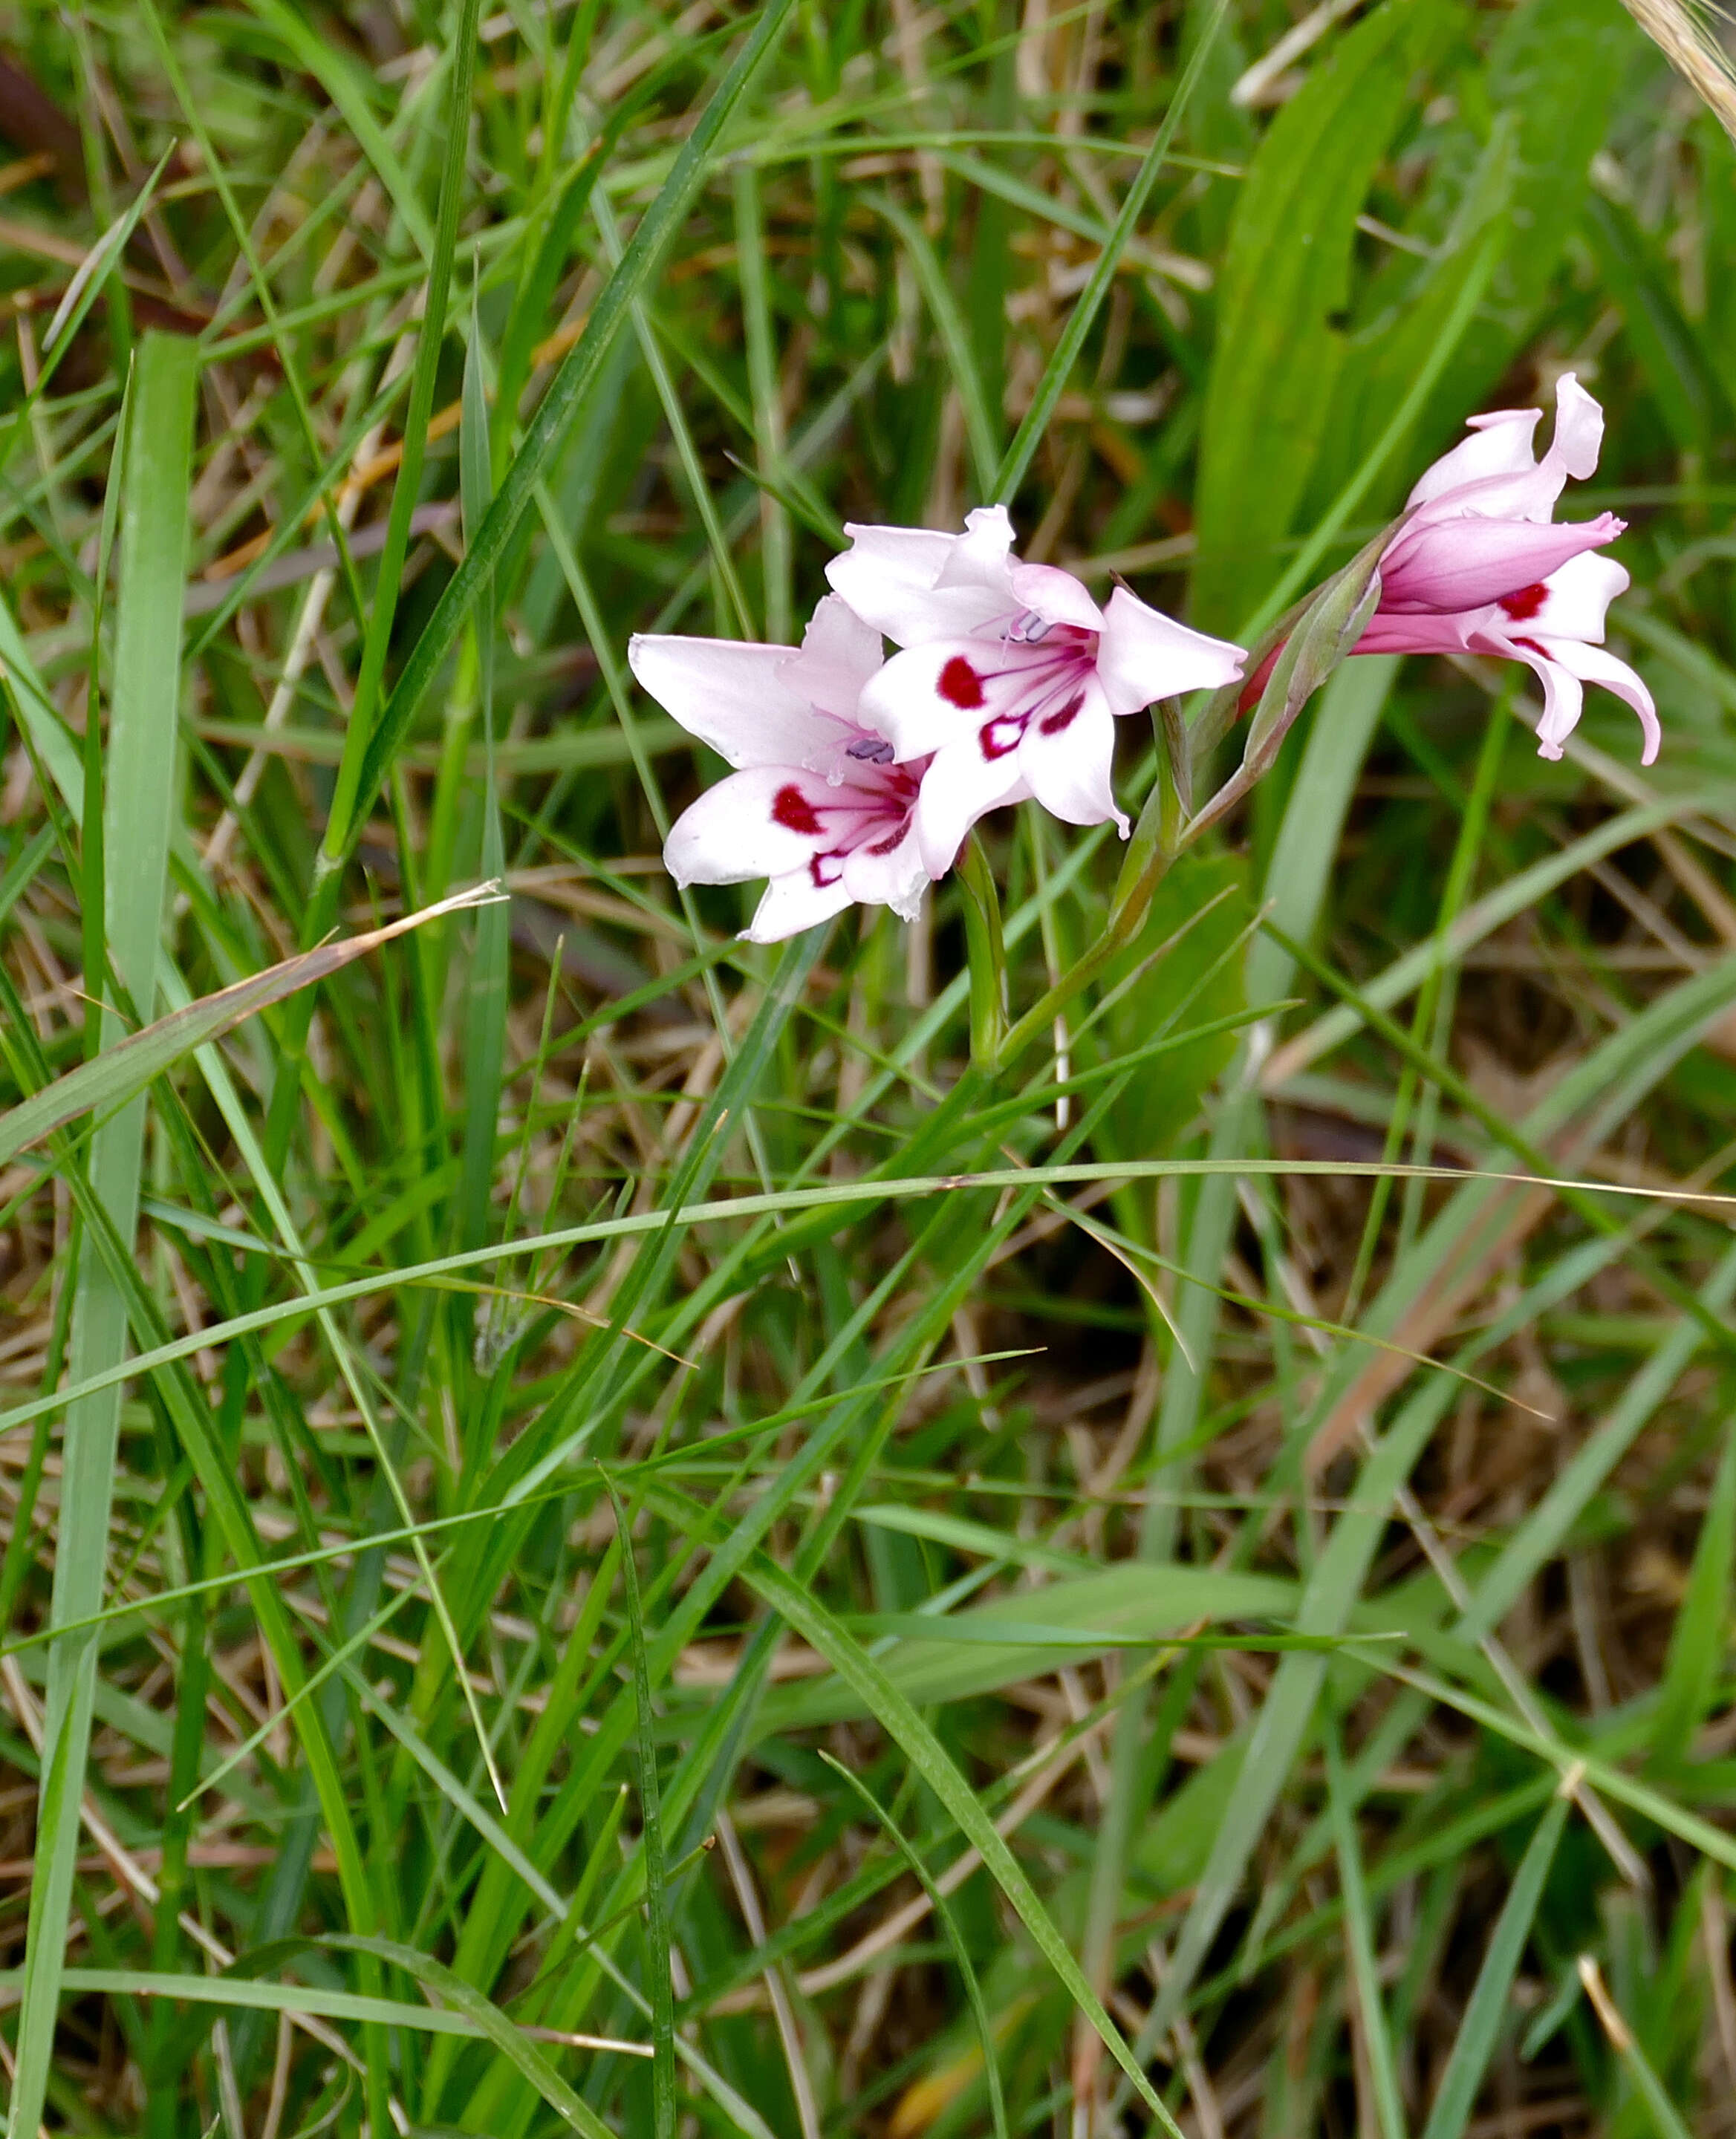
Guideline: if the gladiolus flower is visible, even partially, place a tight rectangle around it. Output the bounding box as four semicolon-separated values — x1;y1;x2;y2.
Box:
826;505;1245;877
629;596;930;942
1355;374;1658;764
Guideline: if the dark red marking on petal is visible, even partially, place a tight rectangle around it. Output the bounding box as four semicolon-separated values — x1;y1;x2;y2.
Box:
773;783;824;836
1038;691;1085;737
866;826;910;856
939;655;986;709
979;715;1024;760
809;852;845;888
1507;636;1547;657
1498;582;1550;623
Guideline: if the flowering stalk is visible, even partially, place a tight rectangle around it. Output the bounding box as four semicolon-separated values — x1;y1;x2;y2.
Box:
955;832;1010;1067
1183;525;1390;845
995;743;1186;1072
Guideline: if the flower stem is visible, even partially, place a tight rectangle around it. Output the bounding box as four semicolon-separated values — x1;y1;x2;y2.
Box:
995;746;1182;1073
956;832;1010;1069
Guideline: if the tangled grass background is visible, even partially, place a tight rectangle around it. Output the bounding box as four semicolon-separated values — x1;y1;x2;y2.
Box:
0;1;1735;2134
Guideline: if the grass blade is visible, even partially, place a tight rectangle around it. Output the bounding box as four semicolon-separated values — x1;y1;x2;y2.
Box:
1418;1797;1570;2139
605;1474;677;2139
9;329;198;2139
747;1552;1191;2139
347;0;802;856
0;885;499;1169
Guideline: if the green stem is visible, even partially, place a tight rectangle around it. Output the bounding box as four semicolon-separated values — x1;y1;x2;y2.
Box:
956;833;1009;1067
996;746;1183;1072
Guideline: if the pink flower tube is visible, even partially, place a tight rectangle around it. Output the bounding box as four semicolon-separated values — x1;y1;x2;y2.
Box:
1355;374;1658;764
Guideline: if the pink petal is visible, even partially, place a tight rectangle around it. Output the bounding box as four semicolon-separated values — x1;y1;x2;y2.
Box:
1405;377;1609;534
1378;512;1622;614
629;634;833;769
826;515;1014;644
1353;608;1487;657
744;869;854;942
1017;683;1125;833
1095;587;1245;717
935;504;1021;593
911;743;1031;879
1405;406;1542;510
663;766;844;885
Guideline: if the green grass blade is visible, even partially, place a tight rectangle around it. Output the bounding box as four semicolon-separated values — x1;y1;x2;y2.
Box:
1651;1421;1736;1768
9;330;198;2139
1326;1724;1409;2139
821;1751;1011;2139
318;0;487;876
237;0;435;258
348;0;801;852
0;886;495;1170
1417;1797;1570;2139
323;1936;617;2137
746;1552;1191;2139
606;1477;677;2139
993;0;1229;505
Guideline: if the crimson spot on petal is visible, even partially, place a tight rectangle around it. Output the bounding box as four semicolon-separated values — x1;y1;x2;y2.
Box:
809;852;845;888
773;783;824;836
1039;691;1085;737
980;715;1024;761
1499;582;1550;623
939;655;986;709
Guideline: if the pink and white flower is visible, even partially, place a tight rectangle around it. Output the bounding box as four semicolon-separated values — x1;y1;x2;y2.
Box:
629;596;930;942
826;505;1245;877
1355;374;1658;764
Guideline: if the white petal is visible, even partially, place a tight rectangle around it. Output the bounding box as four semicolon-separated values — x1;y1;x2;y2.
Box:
1509;644;1584;761
743;869;854;942
1541;373;1604;484
1018;682;1125;832
784;593;885;720
911;743;1030;879
663;766;833;885
826;518;1012;642
937;504;1020;592
1505;550;1628;642
1095;587;1246;717
1007;559;1105;631
858;639;1016;758
628;634;827;768
1535;634;1659;765
842;824;929;918
1406;406;1541;510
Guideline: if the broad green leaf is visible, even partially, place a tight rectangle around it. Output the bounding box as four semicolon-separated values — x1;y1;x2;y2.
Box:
1192;0;1450;631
